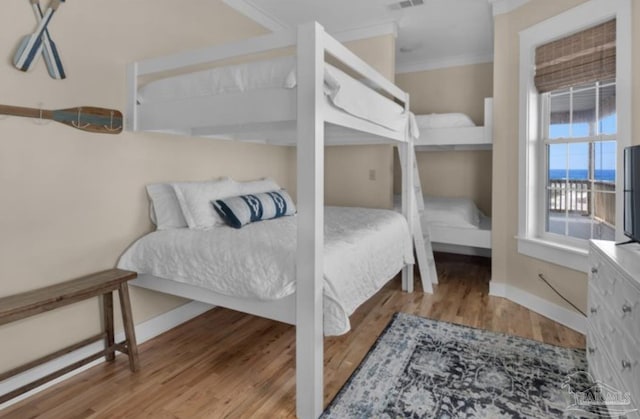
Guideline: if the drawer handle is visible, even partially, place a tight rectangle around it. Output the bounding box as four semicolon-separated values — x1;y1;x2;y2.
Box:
590;307;598;315
591;267;598;274
588;347;596;354
621;360;632;371
621;304;632;316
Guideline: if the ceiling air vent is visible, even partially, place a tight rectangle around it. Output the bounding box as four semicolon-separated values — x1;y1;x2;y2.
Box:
389;0;424;10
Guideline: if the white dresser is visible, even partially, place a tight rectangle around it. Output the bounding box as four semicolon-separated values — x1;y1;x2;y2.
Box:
588;240;640;418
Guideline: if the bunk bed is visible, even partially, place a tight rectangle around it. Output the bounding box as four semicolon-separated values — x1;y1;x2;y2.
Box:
123;22;422;419
396;98;493;258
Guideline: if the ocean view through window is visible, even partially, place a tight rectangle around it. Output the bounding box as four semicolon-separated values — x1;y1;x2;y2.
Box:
544;81;616;241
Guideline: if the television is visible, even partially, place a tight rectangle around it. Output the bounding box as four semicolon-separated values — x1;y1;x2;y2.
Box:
623;145;640;243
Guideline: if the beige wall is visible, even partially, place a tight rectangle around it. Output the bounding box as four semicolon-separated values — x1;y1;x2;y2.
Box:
0;2;395;372
394;63;493;215
396;63;493;125
0;0;288;372
325;34;396;209
491;0;640;314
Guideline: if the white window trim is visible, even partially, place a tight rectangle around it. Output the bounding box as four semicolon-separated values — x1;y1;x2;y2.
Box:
517;0;631;273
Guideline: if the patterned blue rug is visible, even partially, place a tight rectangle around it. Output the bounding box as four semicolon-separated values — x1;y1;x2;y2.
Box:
322;313;597;418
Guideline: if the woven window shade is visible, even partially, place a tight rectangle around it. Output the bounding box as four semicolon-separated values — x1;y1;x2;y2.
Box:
535;19;616;93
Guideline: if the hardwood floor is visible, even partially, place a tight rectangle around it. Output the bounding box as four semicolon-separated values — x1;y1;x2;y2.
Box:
1;253;585;418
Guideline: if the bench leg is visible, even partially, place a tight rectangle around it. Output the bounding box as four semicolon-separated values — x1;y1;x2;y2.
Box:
118;283;140;372
102;292;115;362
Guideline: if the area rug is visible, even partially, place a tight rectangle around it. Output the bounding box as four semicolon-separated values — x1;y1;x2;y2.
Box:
322;313;597;418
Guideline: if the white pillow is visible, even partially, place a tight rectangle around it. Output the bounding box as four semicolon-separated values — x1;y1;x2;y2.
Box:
415;113;476;129
172;178;237;229
424;195;480;229
146;183;188;230
236;177;282;195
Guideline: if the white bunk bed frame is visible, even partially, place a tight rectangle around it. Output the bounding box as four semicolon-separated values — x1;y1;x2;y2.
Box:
127;22;419;419
411;98;493;256
429;216;492;256
415;97;493;151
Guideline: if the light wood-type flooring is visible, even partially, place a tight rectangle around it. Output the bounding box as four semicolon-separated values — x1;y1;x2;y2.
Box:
1;253;585;418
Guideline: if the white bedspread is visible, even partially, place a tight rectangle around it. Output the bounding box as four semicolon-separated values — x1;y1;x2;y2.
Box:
118;206;413;336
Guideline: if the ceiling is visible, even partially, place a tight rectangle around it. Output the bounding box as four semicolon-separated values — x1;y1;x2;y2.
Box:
224;0;496;73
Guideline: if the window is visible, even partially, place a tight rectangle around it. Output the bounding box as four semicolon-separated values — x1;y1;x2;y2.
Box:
517;0;630;273
542;80;617;243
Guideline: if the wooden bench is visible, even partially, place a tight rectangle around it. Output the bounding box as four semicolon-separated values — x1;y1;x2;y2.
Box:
0;269;139;404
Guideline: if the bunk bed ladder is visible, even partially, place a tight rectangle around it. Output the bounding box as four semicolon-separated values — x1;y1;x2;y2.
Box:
398;147;439;292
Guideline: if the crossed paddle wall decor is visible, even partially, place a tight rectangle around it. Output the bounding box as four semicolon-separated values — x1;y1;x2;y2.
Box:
15;0;66;79
5;0;124;134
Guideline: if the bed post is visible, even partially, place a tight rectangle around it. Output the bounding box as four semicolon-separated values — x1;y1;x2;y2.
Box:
400;96;415;292
296;21;325;419
399;142;415;292
126;62;138;132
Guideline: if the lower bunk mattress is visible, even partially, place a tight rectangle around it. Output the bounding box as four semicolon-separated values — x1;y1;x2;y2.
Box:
394;194;492;250
118;206;413;336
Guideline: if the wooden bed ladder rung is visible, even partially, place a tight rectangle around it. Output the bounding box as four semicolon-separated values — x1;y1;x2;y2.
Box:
398;146;438;292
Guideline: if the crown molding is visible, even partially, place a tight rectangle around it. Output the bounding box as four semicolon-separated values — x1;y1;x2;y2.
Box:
332;22;398;43
487;0;530;16
396;52;494;74
223;0;287;32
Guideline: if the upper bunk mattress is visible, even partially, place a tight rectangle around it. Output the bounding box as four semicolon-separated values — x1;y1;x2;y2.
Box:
117;206;413;336
138;56;415;136
414;113;475;129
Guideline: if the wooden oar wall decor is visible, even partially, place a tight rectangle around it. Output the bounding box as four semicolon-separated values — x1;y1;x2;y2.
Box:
14;0;66;78
0;104;123;134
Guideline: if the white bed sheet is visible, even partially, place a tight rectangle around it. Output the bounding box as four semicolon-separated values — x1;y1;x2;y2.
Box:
118;206;413;336
138;56;417;138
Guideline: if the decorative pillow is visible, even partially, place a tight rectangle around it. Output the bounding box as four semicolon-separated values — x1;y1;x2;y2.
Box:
172;177;237;229
146;183;188;230
213;190;296;229
235;177;282;195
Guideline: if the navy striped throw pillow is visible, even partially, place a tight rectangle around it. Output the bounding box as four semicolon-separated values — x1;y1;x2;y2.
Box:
213;190;296;229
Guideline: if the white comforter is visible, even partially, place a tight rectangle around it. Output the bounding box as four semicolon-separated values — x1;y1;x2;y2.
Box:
118;207;413;336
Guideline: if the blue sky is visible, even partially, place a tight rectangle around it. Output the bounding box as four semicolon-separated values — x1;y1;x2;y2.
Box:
548;115;616;171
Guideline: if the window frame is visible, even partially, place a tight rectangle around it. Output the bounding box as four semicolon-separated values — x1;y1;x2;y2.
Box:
517;0;631;273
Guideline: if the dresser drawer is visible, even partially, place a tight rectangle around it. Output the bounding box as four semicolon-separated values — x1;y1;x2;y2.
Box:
590;254;622;299
612;332;640;404
588;280;621;339
587;327;617;385
611;270;640;340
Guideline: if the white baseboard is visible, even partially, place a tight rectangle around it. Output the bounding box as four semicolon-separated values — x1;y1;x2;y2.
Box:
0;300;212;411
489;281;586;335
